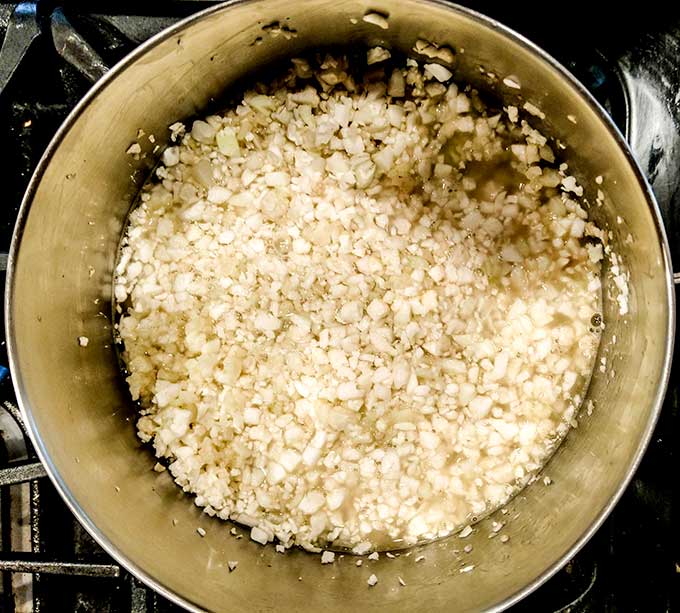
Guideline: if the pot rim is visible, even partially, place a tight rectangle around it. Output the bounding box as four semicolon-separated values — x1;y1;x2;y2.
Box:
4;1;675;611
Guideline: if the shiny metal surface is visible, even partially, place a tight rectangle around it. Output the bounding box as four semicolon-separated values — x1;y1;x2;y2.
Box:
50;7;109;82
0;555;120;577
0;3;40;95
4;1;675;612
616;21;680;260
0;460;47;486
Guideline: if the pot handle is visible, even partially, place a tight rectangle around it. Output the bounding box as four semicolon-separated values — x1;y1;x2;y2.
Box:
615;39;680;285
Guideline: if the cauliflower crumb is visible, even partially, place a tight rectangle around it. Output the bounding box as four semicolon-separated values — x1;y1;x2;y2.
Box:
413;40;455;64
424;63;453;82
367;574;378;586
562;175;584;196
77;336;89;347
321;551;335;564
367;47;391;65
523;101;546;119
362;12;388;29
502;76;521;89
250;526;270;545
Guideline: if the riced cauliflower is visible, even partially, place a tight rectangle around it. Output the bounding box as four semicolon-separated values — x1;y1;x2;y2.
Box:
114;53;603;553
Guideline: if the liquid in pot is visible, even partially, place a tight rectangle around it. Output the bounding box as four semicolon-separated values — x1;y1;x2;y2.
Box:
113;52;603;554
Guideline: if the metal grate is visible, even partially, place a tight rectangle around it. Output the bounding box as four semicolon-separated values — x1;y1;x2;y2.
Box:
0;398;182;613
0;3;676;612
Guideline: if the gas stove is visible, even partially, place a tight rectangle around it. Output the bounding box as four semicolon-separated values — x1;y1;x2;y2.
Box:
0;3;676;612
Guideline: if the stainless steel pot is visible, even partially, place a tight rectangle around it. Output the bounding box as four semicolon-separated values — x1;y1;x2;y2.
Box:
5;1;675;611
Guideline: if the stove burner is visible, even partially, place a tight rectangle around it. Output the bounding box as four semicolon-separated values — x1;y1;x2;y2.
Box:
0;3;676;612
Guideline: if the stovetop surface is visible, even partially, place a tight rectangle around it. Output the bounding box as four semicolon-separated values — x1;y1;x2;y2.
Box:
0;2;677;612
